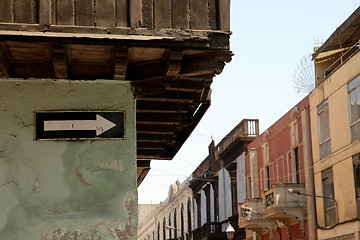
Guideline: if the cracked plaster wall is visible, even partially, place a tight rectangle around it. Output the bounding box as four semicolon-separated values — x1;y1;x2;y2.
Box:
0;79;137;240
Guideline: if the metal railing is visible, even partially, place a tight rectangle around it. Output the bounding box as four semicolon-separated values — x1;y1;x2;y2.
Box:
321;39;360;81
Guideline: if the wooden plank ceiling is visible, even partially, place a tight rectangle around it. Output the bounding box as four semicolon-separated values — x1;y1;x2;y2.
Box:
0;37;232;185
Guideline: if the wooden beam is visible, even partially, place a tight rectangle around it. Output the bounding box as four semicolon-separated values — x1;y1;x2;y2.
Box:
137;141;169;149
136;100;194;111
137;131;172;135
137;112;186;122
137;133;173;140
114;48;128;80
136;124;179;133
52;44;68;79
136;109;188;114
166;50;183;76
136;97;194;103
136;120;181;125
0;43;10;77
180;53;225;76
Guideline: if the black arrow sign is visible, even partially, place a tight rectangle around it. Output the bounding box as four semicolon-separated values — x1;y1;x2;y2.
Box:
35;111;125;140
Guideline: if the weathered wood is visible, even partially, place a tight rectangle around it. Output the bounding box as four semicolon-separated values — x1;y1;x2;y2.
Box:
12;62;55;78
96;0;116;27
166;50;182;76
218;0;230;31
208;0;217;30
0;0;13;22
116;0;128;27
142;0;153;29
39;0;52;25
5;41;52;61
114;48;128;80
172;0;189;29
56;0;75;25
0;43;10;77
154;0;171;29
14;0;35;23
69;45;112;63
76;0;94;26
52;45;68;79
190;0;208;29
129;0;141;28
181;53;224;76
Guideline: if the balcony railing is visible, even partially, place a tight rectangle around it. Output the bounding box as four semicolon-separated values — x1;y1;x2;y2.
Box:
319;39;360;83
217;119;259;153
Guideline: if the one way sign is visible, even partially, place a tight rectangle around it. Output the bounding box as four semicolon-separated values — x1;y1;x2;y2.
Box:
35;111;125;140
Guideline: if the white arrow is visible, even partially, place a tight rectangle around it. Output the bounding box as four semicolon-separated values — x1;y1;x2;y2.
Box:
44;114;116;136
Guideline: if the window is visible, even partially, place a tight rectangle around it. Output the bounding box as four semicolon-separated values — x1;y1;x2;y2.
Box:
318;100;331;158
265;165;270;189
349;75;360;141
353;153;360;217
294;147;301;183
322;168;336;226
290;120;299;147
247;176;252;198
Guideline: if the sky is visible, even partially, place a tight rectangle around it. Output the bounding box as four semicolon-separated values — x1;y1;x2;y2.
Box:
138;1;360;204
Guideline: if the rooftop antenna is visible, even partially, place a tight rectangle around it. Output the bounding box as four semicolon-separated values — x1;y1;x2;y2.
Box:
293;54;315;93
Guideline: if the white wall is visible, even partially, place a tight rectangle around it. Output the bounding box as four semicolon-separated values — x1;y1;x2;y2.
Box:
200;189;207;226
218;168;232;222
237;153;247;203
210;184;215;222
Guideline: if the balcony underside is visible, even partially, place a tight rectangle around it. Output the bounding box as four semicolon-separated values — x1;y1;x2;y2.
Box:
0;31;232;185
238;220;273;235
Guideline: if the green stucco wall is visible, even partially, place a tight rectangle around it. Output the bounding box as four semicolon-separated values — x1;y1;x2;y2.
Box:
0;79;137;240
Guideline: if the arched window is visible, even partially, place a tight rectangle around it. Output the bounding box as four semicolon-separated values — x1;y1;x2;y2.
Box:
187;198;192;239
174;209;177;239
163;218;166;240
181;204;184;239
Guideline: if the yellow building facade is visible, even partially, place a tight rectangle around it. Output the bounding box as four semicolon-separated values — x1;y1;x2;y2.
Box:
310;7;360;240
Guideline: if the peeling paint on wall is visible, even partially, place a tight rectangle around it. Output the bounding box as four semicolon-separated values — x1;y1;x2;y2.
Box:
0;79;137;239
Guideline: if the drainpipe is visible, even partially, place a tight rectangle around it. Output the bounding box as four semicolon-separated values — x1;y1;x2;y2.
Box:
301;107;316;239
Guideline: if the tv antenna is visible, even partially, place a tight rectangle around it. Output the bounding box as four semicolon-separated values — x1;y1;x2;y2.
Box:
293;54;315;93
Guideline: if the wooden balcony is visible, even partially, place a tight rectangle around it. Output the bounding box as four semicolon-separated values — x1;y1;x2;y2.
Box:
238;198;273;235
0;0;230;34
192;222;225;240
0;1;232;185
262;183;306;229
